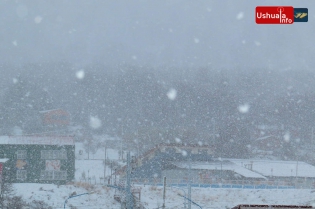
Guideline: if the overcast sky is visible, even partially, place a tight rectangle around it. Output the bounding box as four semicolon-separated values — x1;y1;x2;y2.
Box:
0;0;314;70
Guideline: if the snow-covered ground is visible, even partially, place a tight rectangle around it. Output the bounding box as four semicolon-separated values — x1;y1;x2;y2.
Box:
140;187;315;208
14;183;121;209
13;183;315;209
75;142;122;184
9;142;315;208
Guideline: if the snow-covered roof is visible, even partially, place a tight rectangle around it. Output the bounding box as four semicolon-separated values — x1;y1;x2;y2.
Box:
255;135;276;141
0;158;9;163
229;159;315;178
171;161;267;179
39;109;66;113
0;136;74;146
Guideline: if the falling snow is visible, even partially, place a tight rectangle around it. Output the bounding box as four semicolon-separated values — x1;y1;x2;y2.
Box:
175;137;181;143
236;12;244;20
238;103;250;113
16;4;28;18
167;88;177;100
34;16;43;24
181;150;187;156
284;132;290;142
89;116;102;129
76;70;85;79
12;78;18;83
1;1;314;208
255;41;261;46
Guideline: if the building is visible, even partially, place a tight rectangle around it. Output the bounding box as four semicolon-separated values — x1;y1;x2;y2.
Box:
230;159;315;187
251;124;301;156
39;109;70;126
39;109;71;134
0;135;75;184
163;161;266;184
231;205;312;209
117;144;315;188
118;143;214;180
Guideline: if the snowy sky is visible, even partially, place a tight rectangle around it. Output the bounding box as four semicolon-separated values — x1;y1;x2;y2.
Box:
0;0;314;69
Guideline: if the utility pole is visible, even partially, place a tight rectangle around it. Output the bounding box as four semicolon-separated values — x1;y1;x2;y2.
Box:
220;158;223;180
126;151;133;209
137;144;140;158
162;176;166;209
312;127;314;147
121;124;124;161
115;169;117;185
110;161;113;184
120;139;123;160
136;130;139;158
88;139;90;160
212;118;215;144
188;157;191;209
104;147;107;184
296;157;299;179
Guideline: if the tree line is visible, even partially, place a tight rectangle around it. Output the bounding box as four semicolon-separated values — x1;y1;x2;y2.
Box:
1;63;315;158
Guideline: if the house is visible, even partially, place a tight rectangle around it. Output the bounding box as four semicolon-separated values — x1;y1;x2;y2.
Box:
253;135;282;151
39;109;70;126
0;135;75;184
116;142;315;188
251;124;301;154
229;158;315;187
162;161;266;184
38;109;71;135
117;143;214;179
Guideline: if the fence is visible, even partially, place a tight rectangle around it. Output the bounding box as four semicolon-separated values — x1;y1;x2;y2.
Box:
116;178;315;189
77;177;315;189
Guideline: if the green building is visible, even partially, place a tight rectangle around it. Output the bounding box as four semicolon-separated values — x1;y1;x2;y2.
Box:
0;135;75;184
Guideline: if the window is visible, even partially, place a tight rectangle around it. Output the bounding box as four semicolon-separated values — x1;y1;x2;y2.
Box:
192;148;198;154
16;150;27;159
41;150;67;160
40;170;53;180
53;171;67;180
40;170;67;180
16;170;27;180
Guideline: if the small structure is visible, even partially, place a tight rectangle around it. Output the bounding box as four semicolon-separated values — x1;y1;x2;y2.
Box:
0;135;75;184
39;109;70;126
117;143;315;188
117;143;214;180
39;109;70;135
230;159;315;181
231;205;312;209
163;161;266;183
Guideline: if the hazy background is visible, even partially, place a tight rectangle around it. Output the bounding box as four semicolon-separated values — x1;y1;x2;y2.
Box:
0;0;314;68
0;0;315;159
